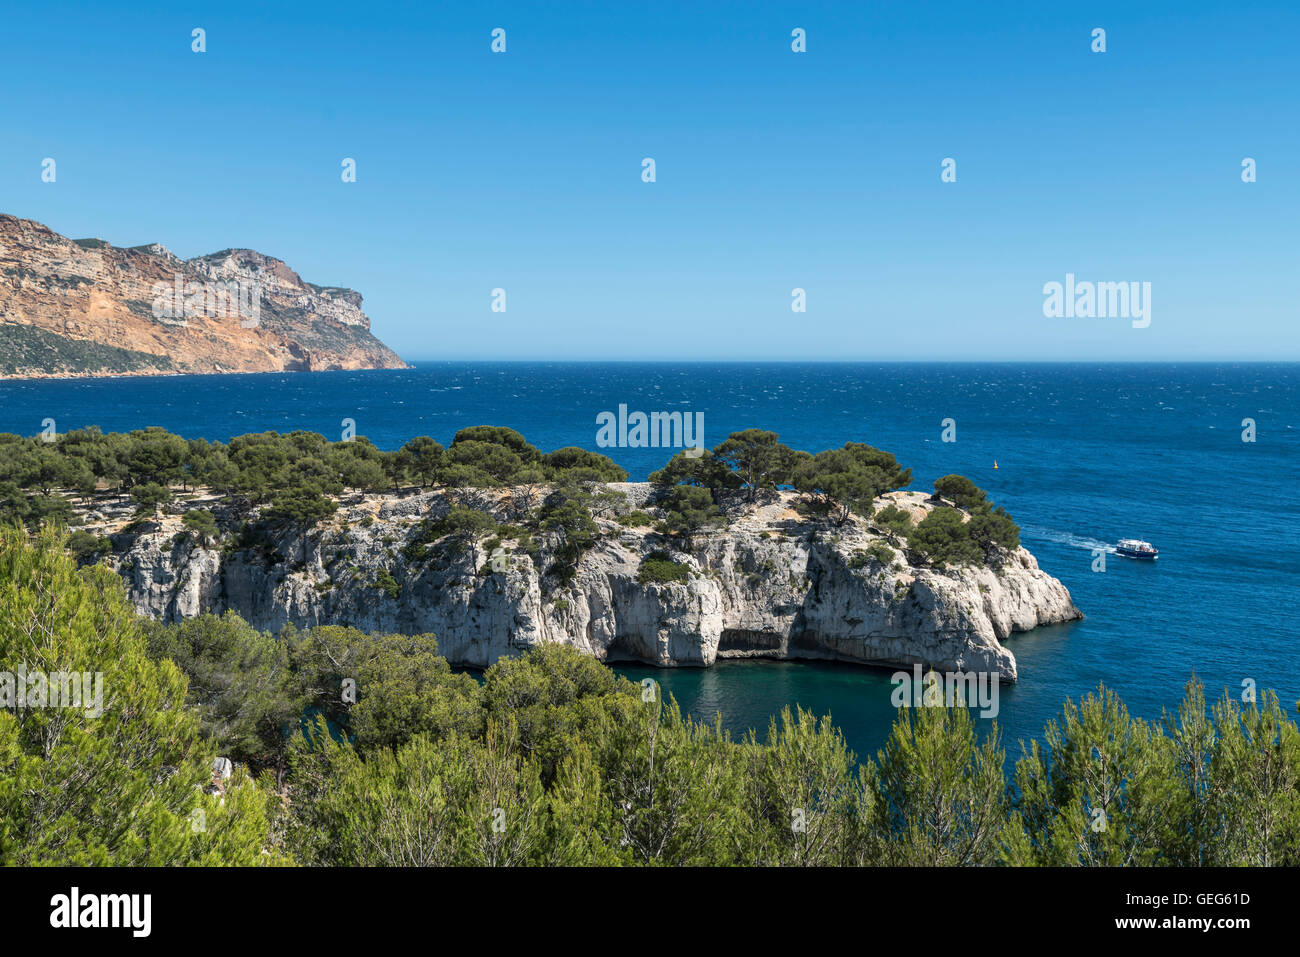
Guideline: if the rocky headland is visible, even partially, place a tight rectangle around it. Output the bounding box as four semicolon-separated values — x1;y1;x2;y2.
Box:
0;213;407;377
90;484;1081;681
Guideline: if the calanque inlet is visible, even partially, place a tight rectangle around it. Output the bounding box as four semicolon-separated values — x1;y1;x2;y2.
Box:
97;482;1080;681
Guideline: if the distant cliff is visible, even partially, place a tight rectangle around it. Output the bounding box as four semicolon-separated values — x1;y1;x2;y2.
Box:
0;213;407;377
98;486;1082;681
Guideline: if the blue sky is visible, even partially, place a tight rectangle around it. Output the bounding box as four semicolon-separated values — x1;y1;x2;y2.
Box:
1;0;1296;360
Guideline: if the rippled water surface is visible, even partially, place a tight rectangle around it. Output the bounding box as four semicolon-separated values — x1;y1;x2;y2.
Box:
3;361;1295;758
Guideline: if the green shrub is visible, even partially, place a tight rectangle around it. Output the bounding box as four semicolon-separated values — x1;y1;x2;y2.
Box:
182;508;219;544
637;550;691;585
909;508;983;568
66;529;111;564
130;482;172;515
373;566;401;599
850;541;895;569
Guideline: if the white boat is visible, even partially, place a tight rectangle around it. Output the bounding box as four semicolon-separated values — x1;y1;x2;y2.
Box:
1116;538;1158;560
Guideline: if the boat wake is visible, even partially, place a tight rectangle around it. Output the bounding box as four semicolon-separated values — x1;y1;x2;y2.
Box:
1020;524;1115;553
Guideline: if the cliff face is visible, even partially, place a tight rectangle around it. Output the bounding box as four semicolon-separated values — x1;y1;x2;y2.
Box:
102;487;1081;681
0;213;407;377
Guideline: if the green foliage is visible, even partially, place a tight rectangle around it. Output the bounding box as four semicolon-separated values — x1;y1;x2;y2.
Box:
740;707;863;865
1205;687;1300;865
656;485;723;544
905;477;1020;566
933;474;986;510
0;323;173;376
872;699;1007;865
287;720;546;866
1003;685;1176;866
282;624;482;755
130;481;172;515
0;526;282;865
712;430;801;500
403;505;499;563
598;697;747;865
850;540;896;569
0;481;74;529
142;612;302;771
123;427;188;487
968;504;1020;552
393;436;443;488
481;644;636;785
648;449;741;494
541;447;629;483
264;486;338;526
538;483;598;579
874;504;913;540
328;437;388;492
440;427;544;487
373;566;402;599
65;528;113;565
452;426;542;463
908;507;984;568
181;508;220;545
794;444;911;525
637;550;691;585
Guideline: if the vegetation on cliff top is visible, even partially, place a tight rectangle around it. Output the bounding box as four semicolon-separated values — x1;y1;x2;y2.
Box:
1;526;1295;867
0;422;1019;571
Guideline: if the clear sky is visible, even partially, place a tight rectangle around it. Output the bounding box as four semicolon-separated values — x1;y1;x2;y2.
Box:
1;0;1296;361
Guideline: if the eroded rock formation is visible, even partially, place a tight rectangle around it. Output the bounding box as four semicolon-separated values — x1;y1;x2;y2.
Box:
101;486;1081;681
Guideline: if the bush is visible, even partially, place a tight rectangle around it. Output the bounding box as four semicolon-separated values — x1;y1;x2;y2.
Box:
182;508;219;544
541;446;628;483
282;624;483;755
874;504;913;538
130;481;172;515
0;527;284;864
933;475;986;511
143;611;303;771
65;528;111;564
657;485;723;544
909;507;983;568
850;541;895;569
264;486;337;526
374;566;401;599
637;550;692;585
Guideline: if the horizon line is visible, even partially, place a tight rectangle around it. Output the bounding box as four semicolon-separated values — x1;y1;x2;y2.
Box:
395;357;1300;365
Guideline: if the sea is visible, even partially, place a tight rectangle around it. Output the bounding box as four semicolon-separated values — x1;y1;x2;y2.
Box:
2;361;1296;762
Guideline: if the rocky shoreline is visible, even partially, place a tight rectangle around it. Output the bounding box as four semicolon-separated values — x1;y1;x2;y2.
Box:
98;484;1082;681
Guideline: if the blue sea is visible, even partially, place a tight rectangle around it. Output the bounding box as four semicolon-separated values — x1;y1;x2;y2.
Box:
2;362;1296;762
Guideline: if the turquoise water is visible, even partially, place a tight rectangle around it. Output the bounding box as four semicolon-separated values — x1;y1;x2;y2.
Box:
612;619;1086;761
2;361;1296;759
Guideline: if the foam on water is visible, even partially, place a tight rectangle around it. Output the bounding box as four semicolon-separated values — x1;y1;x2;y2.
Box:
1020;525;1117;554
1;361;1294;757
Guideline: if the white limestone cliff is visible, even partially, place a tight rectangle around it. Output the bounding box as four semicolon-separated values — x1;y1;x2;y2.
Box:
106;487;1081;682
